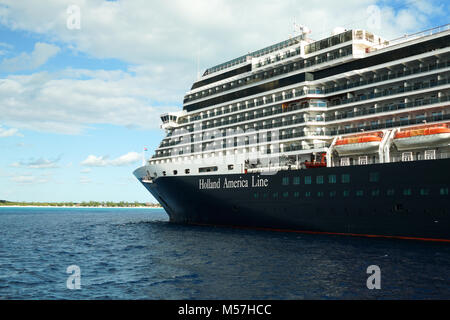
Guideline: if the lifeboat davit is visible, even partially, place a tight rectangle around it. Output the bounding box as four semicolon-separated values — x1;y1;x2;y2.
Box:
393;124;450;150
334;132;383;156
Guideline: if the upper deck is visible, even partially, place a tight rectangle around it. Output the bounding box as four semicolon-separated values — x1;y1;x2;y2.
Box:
182;25;450;114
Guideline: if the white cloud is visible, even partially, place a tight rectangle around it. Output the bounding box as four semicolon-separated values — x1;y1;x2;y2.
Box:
81;151;142;167
0;42;60;72
11;175;36;184
79;176;92;184
10;174;49;184
0;0;441;66
80;155;108;167
0;0;444;134
0;125;22;137
109;152;142;166
0;42;13;49
0;42;13;56
11;156;61;169
0;68;180;134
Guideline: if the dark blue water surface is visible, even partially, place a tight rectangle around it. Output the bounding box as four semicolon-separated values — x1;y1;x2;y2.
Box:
0;207;449;299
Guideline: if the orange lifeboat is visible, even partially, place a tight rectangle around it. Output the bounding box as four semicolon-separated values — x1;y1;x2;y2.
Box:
394;124;450;139
335;135;383;146
393;124;450;150
335;132;383;156
304;153;327;168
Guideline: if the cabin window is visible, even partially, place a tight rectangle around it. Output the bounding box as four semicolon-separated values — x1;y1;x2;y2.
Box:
272;192;279;199
343;190;350;197
328;175;336;184
420;189;429;196
371;190;380;197
329;191;336;197
387;189;395;196
317;191;324;197
403;188;412;196
356;190;364;197
228;164;234;170
440;188;449;195
369;172;379;182
316;176;324;184
341;174;350;183
283;192;289;198
293;177;301;185
416;114;425;122
305;191;311;197
282;177;289;185
305;176;312;184
432;111;443;121
253;192;259;199
294;192;300;198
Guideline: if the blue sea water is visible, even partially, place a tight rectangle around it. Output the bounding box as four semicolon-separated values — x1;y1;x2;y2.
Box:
0;207;449;300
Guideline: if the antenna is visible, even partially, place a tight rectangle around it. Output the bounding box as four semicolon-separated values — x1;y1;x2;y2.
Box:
292;19;311;38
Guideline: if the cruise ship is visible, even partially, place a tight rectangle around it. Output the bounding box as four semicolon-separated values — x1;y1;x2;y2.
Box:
134;24;450;242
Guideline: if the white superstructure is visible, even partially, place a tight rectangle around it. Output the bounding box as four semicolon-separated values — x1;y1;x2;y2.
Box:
144;24;450;180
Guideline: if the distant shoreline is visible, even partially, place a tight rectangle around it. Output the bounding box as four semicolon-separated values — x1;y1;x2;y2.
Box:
0;205;162;209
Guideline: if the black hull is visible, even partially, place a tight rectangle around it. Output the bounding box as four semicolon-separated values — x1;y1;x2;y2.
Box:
140;159;450;241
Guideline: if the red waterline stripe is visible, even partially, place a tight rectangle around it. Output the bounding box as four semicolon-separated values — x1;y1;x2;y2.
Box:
189;222;450;243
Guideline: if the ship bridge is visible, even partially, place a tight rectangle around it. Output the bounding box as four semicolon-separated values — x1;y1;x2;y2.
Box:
160;111;186;130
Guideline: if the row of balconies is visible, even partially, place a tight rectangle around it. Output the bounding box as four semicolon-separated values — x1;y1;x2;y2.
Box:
154;129;330;159
327;93;448;121
185;46;352;104
330;112;448;136
169;76;448;142
176;59;449;135
162;91;448;151
160;114;327;149
179;90;326;124
329;77;448;107
324;60;449;94
203;35;304;77
152;107;450;161
154;96;449;160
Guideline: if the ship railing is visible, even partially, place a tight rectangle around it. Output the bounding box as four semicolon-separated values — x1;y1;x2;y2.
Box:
331;157;382;167
246;151;450;173
390;152;450;163
324;60;450;94
388;23;450;47
330;110;450;136
329;152;450;169
328;78;450;109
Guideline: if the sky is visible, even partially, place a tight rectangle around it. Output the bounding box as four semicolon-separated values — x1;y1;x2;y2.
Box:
0;0;448;202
